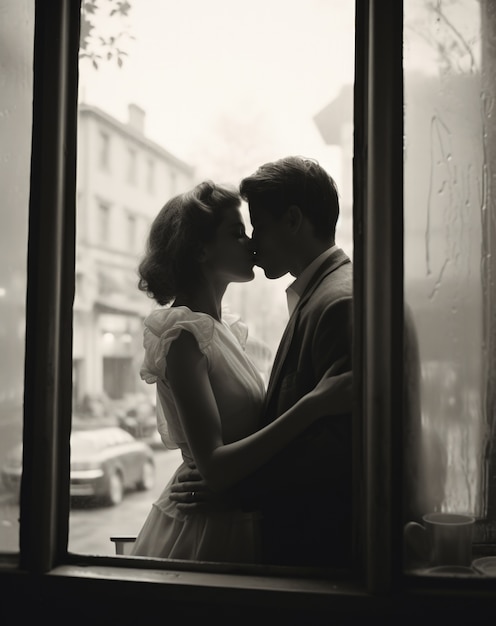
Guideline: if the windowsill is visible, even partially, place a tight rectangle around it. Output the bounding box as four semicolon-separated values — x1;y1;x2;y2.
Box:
50;562;363;595
62;552;360;589
3;559;496;622
4;559;374;618
53;560;496;618
52;561;385;620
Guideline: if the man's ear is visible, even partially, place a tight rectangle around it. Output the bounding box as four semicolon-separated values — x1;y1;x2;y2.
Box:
286;204;303;233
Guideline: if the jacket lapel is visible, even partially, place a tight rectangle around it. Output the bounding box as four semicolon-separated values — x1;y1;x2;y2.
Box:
263;249;351;415
296;248;351;311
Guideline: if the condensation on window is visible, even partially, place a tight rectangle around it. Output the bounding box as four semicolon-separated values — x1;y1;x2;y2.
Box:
0;0;34;554
404;0;492;525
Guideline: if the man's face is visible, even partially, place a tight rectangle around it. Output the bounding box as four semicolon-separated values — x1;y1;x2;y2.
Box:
248;204;291;279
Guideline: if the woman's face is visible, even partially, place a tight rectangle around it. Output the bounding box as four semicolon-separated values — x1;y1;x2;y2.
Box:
202;205;255;284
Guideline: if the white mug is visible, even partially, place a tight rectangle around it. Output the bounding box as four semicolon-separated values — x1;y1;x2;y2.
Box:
404;512;475;567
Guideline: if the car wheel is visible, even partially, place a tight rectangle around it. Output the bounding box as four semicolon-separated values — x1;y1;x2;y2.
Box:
105;470;124;506
137;460;155;491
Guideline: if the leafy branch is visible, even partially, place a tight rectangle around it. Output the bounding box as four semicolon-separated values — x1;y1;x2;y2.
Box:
80;0;133;69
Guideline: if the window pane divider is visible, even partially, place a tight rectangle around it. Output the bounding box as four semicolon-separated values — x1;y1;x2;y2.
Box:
20;0;80;573
362;0;404;593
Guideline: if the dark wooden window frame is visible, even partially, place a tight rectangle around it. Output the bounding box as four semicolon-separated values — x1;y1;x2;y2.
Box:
2;0;496;623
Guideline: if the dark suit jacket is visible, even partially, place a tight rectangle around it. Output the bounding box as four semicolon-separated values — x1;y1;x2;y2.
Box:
230;248;354;567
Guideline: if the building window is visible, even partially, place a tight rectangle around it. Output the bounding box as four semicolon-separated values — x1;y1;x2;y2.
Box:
126;146;137;184
126;212;137;252
97;200;110;244
146;157;154;193
99;130;110;170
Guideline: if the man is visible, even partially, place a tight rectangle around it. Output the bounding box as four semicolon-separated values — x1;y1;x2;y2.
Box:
171;156;353;568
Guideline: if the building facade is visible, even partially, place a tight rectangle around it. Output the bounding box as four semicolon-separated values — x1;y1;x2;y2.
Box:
73;103;195;409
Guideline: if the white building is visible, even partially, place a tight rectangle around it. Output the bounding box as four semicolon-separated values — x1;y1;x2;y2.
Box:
73;103;195;407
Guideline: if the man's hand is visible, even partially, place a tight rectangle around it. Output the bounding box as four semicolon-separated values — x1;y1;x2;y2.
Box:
169;466;227;513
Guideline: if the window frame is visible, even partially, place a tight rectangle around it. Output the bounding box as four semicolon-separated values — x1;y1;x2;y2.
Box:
3;0;496;621
19;0;78;573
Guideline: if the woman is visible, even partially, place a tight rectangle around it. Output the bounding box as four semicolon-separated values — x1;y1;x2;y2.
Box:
130;180;351;563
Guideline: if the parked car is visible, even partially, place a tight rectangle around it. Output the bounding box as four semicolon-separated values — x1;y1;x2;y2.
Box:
1;427;156;506
117;402;162;448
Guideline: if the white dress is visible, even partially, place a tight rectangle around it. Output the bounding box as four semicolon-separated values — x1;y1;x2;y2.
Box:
130;306;266;563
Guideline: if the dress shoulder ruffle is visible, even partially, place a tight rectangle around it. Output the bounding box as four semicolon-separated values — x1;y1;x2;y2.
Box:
222;310;248;350
140;307;215;383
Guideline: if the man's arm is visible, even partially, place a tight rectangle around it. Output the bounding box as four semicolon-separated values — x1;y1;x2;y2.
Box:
171;298;353;512
226;297;353;507
170;398;352;512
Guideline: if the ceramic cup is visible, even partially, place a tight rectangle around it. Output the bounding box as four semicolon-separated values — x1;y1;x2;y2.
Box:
404;512;475;567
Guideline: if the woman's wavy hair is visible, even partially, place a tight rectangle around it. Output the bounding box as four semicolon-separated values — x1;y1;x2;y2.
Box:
138;181;241;306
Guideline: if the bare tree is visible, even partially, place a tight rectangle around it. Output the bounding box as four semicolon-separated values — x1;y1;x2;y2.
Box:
407;0;479;75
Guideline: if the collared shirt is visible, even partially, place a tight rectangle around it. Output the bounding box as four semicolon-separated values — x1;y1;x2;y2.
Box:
285;245;338;316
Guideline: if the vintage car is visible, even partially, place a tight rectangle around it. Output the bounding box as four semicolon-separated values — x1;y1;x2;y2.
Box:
117;402;163;448
2;426;156;506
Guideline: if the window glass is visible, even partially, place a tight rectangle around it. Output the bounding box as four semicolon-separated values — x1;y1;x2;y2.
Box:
70;0;354;556
0;0;34;554
403;0;496;574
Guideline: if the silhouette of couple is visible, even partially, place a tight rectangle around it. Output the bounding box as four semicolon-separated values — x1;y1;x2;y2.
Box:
131;156;353;568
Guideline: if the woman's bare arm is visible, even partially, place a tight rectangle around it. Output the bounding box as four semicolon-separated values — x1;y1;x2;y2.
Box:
167;330;351;493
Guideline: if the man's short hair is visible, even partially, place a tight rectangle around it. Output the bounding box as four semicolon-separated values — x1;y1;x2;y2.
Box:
239;155;340;239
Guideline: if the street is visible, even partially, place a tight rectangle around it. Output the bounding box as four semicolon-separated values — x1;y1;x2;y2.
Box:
0;447;183;555
69;446;183;555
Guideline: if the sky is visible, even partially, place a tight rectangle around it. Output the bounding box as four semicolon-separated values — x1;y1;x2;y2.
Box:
78;0;480;194
79;0;356;187
76;0;358;355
